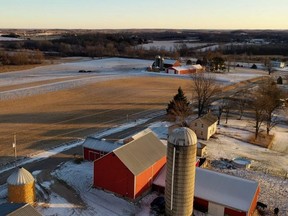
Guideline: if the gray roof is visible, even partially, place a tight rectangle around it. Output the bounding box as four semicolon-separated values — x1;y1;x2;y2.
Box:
83;137;122;152
0;203;42;216
195;168;259;212
7;167;34;185
113;129;166;176
164;59;178;65
191;112;217;127
153;167;259;212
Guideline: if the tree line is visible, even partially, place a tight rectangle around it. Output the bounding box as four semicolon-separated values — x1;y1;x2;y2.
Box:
167;74;284;140
0;50;44;65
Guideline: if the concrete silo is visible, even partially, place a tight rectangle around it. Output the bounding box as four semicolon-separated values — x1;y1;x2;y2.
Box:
165;127;197;216
7;167;36;204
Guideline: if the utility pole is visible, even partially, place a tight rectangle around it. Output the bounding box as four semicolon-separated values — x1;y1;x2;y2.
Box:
12;134;17;164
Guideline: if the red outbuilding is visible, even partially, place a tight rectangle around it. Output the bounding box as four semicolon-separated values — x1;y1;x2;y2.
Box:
94;129;166;200
83;137;122;161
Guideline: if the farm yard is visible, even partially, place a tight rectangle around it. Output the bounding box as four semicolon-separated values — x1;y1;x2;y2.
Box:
0;57;287;215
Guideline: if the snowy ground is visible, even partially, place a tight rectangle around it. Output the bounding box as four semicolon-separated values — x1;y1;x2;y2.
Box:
0;57;271;100
0;114;287;215
0;57;286;215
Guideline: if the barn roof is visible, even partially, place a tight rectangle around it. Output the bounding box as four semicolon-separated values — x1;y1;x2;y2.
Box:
194;168;259;212
83;137;122;152
0;203;42;216
113;129;166;176
153;166;259;212
163;59;178;65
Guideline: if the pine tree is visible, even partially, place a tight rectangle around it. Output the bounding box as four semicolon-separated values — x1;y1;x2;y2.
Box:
166;87;190;125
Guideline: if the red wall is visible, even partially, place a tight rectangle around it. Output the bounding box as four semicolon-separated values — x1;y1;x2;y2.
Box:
83;147;101;161
94;153;134;199
248;186;260;216
194;197;209;212
135;156;166;198
224;208;246;216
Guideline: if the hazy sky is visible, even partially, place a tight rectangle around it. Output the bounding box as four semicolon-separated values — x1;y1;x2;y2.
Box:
0;0;287;29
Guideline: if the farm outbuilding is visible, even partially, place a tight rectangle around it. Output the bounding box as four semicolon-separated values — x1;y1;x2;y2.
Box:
83;137;122;161
153;167;260;216
7;167;36;204
94;129;166;200
189;112;218;140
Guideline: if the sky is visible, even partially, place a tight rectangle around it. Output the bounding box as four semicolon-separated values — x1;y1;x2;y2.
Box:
0;0;288;30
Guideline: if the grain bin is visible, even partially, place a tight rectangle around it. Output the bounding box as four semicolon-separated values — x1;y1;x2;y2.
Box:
7;167;36;204
165;127;197;216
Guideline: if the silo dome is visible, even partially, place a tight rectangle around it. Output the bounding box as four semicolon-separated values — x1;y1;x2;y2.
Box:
7;167;35;185
7;167;36;204
168;127;197;146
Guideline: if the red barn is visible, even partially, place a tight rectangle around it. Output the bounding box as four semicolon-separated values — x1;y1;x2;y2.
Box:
94;129;166;200
153;167;260;216
83;137;122;161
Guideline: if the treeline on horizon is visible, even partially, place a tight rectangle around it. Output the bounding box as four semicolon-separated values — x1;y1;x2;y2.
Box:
1;30;288;66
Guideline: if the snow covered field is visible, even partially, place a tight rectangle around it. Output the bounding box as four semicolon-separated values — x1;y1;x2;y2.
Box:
0;57;287;215
0;57;270;101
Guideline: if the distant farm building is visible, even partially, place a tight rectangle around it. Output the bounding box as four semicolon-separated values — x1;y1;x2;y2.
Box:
153;166;260;216
271;61;285;68
152;56;181;71
93;129;166;200
197;142;207;157
189;112;218;140
83;137;122;161
7;167;36;204
166;64;203;74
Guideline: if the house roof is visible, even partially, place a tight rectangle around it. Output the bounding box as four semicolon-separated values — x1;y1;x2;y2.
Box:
113;129;166;176
192;112;217;127
83;137;122;152
0;203;42;216
7;167;34;185
153;166;259;212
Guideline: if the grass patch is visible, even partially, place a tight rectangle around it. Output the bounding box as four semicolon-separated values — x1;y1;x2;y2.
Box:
248;133;275;149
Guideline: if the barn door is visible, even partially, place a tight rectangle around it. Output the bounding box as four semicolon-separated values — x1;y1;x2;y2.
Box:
208;202;225;216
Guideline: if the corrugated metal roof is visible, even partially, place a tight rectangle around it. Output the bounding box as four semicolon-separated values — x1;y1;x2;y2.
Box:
195;168;258;212
83;137;122;152
113;130;166;176
153;166;259;212
0;203;42;216
7;167;35;186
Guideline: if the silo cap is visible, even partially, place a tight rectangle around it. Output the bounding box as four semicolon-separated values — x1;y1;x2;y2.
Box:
168;127;197;146
7;167;35;185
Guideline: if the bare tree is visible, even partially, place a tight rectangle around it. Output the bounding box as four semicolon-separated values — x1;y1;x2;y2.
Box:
258;78;283;134
252;94;266;139
234;90;249;120
191;73;220;117
252;78;283;138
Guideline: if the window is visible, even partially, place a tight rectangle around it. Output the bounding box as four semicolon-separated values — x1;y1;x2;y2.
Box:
201;124;204;128
195;123;197;127
201;131;203;135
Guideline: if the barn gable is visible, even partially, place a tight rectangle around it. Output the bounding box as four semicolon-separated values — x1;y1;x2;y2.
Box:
113;129;166;176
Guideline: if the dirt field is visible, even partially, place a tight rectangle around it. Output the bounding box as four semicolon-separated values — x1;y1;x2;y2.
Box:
0;76;191;164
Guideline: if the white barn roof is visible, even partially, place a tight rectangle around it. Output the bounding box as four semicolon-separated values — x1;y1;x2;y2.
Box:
153;167;259;212
195;168;258;212
113;129;166;176
83;137;122;152
7;167;35;185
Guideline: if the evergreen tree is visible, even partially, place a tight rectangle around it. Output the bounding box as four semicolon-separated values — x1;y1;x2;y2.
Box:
166;87;190;125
